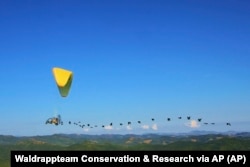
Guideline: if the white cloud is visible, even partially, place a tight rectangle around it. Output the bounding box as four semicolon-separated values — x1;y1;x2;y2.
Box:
152;124;158;130
104;125;113;130
185;120;200;128
83;128;89;132
126;125;132;130
141;125;150;129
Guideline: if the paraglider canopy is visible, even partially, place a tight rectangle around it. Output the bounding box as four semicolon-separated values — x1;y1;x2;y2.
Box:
52;67;73;97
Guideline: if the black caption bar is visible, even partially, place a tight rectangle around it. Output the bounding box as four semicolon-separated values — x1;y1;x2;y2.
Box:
11;151;249;167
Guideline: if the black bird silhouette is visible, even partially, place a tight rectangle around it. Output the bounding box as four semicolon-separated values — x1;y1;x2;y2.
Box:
128;122;131;125
102;125;105;128
68;121;71;124
226;123;231;126
151;118;155;121
138;121;141;124
187;116;191;120
204;122;208;125
110;123;113;126
178;117;182;119
167;118;171;121
120;123;123;126
211;123;215;125
198;118;202;122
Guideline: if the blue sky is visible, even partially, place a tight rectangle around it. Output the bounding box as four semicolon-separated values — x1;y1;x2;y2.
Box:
0;0;249;136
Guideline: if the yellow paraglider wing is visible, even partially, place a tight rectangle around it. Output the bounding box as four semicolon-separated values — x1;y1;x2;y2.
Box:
52;67;73;97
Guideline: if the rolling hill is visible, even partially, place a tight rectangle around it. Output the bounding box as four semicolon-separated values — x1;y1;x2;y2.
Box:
1;132;250;167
